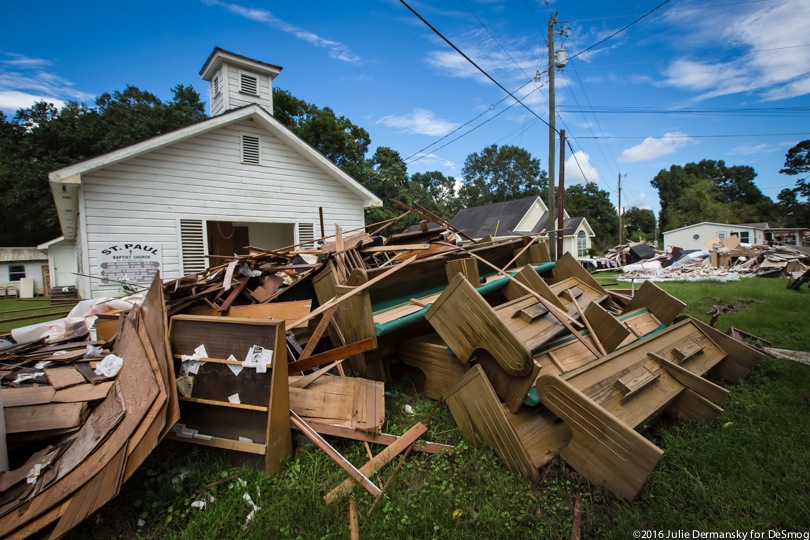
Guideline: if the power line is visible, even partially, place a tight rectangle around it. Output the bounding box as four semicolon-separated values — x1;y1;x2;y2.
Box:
406;84;545;164
460;0;533;81
402;79;534;163
568;0;673;61
399;0;555;133
573;132;810;140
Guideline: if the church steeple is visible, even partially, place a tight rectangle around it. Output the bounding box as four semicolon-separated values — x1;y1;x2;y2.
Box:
199;47;283;117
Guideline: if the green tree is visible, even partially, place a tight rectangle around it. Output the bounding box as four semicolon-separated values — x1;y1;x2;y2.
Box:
777;140;810;227
651;159;775;231
273;88;369;172
458;144;546;208
409;171;460;220
564;183;617;251
624;207;656;241
780;140;810;176
94;85;206;153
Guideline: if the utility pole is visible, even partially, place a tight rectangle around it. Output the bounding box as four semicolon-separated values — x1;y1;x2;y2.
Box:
618;172;624;248
557;129;565;257
547;14;557;261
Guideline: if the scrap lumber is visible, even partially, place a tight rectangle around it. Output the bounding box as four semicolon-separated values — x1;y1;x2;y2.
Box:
0;278;177;538
290;411;381;499
290;421;452;454
324;422;427;503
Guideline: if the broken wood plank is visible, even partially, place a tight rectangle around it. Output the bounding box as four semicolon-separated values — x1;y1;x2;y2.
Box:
52;382;115;403
291;421;452;454
2;387;56;408
44;366;86;390
290;411;381;499
287;338;377;374
324;422;427;503
5;402;86;434
298;305;339;360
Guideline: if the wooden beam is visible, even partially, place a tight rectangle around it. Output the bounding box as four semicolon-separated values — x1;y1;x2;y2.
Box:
324;422;427;503
290;421;453;454
287;338;377;374
298;305;339;361
290;411;381;498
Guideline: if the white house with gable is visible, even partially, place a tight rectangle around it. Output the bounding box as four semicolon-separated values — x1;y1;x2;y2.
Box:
45;48;381;299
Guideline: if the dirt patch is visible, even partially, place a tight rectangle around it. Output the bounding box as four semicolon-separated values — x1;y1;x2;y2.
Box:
705;298;758;316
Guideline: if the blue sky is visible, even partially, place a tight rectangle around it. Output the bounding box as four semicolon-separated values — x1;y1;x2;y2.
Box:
2;0;809;219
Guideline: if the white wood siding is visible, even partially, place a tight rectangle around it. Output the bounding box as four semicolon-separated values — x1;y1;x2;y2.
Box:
224;65;273;112
209;66;227;117
80;119;366;297
663;223;761;252
514;199;546;232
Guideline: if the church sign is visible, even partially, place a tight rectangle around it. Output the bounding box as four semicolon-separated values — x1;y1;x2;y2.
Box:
98;243;162;284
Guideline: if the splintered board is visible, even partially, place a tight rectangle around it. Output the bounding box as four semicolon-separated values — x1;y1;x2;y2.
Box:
289;375;384;433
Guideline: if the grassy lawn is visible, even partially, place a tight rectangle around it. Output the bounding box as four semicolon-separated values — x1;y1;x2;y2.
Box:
0;297;73;335
2;278;805;539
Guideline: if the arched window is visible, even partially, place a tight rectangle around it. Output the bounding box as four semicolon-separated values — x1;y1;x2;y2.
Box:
577;230;587;257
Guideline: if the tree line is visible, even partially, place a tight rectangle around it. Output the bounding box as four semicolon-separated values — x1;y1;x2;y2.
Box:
2;83;807;250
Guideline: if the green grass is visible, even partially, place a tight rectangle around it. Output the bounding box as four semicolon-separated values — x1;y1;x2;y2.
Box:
1;278;804;539
0;297;72;334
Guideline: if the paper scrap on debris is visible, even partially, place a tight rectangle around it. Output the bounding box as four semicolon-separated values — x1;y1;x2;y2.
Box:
223;260;238;291
226;355;243;376
191;500;206;510
228;393;241;404
238;437;254;444
259;349;273;371
86;344;104;356
180;359;202;376
13;372;43;385
194;344;208;359
26;463;43;484
243;345;264;368
95;354;124;377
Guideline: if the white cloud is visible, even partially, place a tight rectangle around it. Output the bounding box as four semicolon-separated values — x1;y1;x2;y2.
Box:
0;90;66;112
0;53;93;114
423;28;543;86
661;0;810;101
729;142;783;155
376;108;460;137
619;132;693;162
201;0;360;64
564;150;600;184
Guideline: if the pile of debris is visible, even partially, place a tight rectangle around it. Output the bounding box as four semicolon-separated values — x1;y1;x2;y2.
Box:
0;278;177;538
614;235;810;284
0;203;766;536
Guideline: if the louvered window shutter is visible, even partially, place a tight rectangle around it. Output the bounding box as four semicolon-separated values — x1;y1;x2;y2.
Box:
242;135;260;165
240;73;259;96
298;223;315;249
180;219;206;275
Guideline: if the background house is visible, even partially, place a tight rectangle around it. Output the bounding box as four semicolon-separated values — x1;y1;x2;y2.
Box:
663;222;810;252
0;247;47;297
45;48;381;299
450;196;596;258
